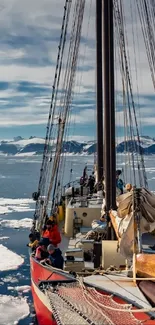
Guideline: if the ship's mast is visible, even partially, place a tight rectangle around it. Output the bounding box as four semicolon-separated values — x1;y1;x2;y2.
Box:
102;0;116;226
96;0;103;184
109;0;116;210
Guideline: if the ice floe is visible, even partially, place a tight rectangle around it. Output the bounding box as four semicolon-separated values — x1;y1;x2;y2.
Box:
0;198;34;215
0;295;29;325
0;244;24;271
0;218;32;229
0;174;7;179
15;151;37;157
8;285;31;293
2;276;18;283
0;236;9;240
7;286;15;290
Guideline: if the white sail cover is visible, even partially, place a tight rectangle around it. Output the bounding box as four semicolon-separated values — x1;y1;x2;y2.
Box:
111;188;155;259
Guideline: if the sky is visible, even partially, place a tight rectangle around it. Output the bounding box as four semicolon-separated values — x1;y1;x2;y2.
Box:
0;0;154;142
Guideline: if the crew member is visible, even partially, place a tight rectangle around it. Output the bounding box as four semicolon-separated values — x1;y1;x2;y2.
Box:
42;220;61;246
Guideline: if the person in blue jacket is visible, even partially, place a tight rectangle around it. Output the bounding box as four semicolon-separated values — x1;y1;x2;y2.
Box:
41;244;64;269
116;170;124;194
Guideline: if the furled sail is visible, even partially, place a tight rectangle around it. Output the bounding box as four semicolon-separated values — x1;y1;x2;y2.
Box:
110;189;155;259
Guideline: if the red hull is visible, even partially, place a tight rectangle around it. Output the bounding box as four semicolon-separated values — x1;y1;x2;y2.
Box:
31;280;56;325
30;256;154;325
30;255;70;325
30;255;67;285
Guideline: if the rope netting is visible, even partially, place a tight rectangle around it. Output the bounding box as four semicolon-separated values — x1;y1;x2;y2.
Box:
46;282;143;325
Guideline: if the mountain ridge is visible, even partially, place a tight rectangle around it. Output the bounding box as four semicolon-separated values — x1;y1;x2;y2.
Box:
0;135;155;156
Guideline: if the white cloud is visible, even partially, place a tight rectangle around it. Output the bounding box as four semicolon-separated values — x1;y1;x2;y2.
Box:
0;113;48;126
0;105;96;127
70;108;95;124
0;49;25;60
0;65;55;83
0;0;154;133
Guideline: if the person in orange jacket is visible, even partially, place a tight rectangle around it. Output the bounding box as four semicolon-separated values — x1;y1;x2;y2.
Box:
42;219;61;247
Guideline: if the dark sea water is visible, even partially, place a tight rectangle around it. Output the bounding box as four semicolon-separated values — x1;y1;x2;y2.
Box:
0;155;42;325
0;155;92;325
0;154;155;324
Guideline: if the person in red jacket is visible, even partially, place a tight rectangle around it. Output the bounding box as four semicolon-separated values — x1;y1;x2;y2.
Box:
42;220;61;247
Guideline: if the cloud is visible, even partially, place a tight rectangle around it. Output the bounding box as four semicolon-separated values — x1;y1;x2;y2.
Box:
0;0;154;140
70;109;95;125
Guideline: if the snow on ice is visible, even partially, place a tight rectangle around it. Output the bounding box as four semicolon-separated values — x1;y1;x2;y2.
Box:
8;285;31;293
0;245;24;271
0;295;29;325
0;218;32;229
0;198;34;215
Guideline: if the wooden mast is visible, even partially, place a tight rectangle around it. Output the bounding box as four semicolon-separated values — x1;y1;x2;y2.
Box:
109;0;116;210
102;0;116;237
96;0;103;184
103;0;110;212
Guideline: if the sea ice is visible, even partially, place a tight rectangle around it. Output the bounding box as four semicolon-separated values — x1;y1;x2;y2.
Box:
2;276;18;283
7;286;14;290
0;245;24;271
0;236;9;240
8;285;31;293
0;198;34;215
0;295;29;325
0;218;32;229
15;152;36;157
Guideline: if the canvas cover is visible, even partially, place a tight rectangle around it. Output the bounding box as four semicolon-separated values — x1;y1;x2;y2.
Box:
110;188;155;259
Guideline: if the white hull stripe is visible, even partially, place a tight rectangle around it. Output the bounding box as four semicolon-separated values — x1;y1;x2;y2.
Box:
32;279;53;313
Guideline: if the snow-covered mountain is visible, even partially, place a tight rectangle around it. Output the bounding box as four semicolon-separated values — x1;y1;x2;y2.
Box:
116;136;155;154
138;135;155;147
0;135;155;156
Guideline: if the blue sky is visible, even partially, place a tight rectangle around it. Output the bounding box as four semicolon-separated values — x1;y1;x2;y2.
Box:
0;0;154;141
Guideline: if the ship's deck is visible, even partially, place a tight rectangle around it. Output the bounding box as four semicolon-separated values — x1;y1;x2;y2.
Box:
59;227;154;316
59;217;155;312
67;200;102;209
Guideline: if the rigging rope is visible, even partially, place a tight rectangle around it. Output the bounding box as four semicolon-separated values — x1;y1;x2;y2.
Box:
114;0;148;189
53;0;93;207
40;0;71;193
136;0;155;89
46;0;84;210
32;0;154;230
33;0;86;230
46;0;86;210
33;0;71;224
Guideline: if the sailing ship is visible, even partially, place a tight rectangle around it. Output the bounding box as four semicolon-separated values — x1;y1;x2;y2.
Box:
30;0;155;324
